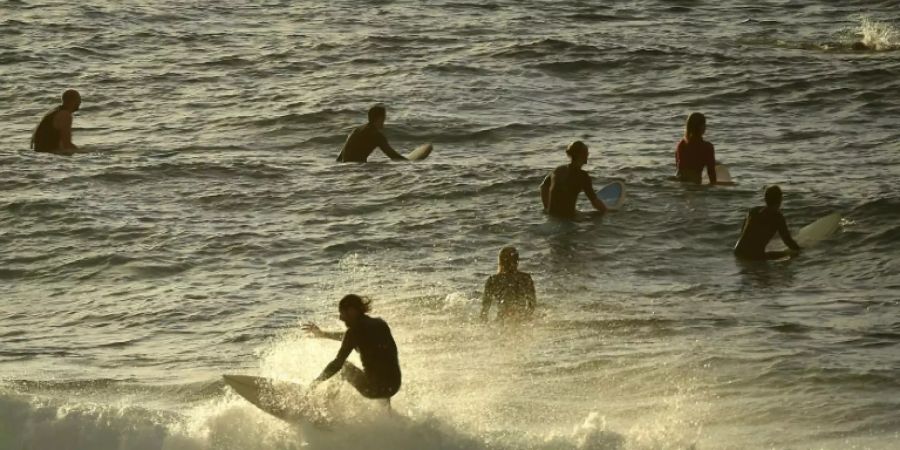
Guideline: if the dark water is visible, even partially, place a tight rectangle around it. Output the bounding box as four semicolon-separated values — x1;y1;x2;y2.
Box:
1;1;899;449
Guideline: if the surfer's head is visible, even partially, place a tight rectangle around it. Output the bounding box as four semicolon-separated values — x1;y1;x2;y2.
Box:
566;140;589;166
368;105;386;129
339;294;371;324
62;89;81;112
498;246;519;273
684;112;706;143
764;185;783;208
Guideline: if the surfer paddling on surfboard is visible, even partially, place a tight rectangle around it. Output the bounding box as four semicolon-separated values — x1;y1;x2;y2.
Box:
540;141;607;219
733;185;801;260
481;246;536;322
336;105;408;162
675;112;717;185
302;295;402;403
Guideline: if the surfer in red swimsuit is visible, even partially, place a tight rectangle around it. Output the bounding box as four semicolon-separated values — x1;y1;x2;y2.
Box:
675;112;717;185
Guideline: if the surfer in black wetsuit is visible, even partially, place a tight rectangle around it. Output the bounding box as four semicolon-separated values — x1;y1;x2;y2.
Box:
302;295;401;401
540;141;607;219
336;105;407;162
734;185;801;260
481;246;536;322
31;89;82;155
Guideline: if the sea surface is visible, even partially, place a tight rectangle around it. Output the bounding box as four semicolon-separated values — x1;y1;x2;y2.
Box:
1;1;899;449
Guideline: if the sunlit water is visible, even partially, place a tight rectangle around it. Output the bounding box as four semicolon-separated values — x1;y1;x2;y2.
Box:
1;1;899;449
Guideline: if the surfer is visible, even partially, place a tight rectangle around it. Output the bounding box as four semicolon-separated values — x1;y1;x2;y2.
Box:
302;294;402;401
481;246;536;322
540;140;607;219
675;112;717;185
31;89;82;155
733;185;801;260
336;105;408;162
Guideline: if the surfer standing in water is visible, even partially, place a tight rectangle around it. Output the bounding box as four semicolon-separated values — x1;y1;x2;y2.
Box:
675;112;717;185
302;295;401;402
481;246;537;322
540;140;607;219
31;89;82;155
336;105;407;162
733;185;801;260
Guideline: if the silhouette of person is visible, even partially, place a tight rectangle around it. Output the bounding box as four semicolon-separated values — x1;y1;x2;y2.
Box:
336;105;407;162
303;295;401;401
675;112;717;185
734;185;801;260
481;246;537;322
31;89;82;155
540;141;606;219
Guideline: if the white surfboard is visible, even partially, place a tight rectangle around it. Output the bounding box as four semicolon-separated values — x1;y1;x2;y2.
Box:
223;375;331;427
407;143;433;161
596;181;626;210
713;164;734;185
795;212;842;247
768;212;841;250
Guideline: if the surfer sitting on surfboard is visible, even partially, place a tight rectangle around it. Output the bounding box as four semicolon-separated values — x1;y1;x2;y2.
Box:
302;295;402;401
336;105;408;162
540;141;607;219
481;246;536;322
733;185;801;260
675;112;717;185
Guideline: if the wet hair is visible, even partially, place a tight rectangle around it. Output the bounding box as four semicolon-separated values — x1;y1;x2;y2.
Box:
498;246;519;273
565;140;588;158
368;105;386;123
339;294;371;313
62;89;80;105
764;185;783;207
684;112;706;143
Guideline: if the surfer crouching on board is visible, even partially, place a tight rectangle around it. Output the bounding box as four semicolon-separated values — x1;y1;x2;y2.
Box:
540;140;607;219
675;112;717;185
31;89;82;155
302;295;402;401
336;105;407;162
481;246;536;322
733;185;801;260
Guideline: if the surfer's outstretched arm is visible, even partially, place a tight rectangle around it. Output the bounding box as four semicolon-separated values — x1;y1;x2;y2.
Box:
377;133;407;161
301;323;344;341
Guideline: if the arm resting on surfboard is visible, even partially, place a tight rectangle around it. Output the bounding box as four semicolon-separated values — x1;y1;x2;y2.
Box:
705;145;716;185
583;177;607;213
377;133;407;161
777;215;801;252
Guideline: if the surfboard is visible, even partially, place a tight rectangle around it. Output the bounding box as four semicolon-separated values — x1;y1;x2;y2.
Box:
407;143;433;161
768;212;841;251
795;212;841;247
713;164;734;185
597;181;626;210
223;374;331;427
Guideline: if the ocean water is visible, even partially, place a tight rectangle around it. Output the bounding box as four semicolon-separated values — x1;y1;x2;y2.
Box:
1;1;899;449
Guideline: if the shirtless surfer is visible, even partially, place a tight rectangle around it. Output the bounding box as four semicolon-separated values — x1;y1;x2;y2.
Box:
540;141;607;219
336;105;407;162
302;295;401;402
733;185;801;260
31;89;82;155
